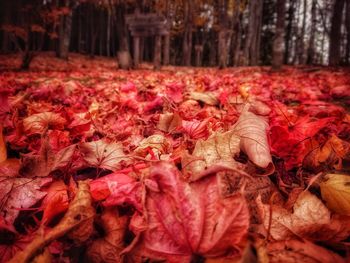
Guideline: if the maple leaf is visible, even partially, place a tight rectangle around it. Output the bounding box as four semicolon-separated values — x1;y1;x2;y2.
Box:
80;139;129;171
23;112;66;135
128;162;249;261
0;177;51;225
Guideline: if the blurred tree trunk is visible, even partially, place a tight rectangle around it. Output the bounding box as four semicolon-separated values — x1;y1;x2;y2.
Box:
272;0;286;70
58;0;73;60
307;0;317;64
182;0;193;66
345;0;350;64
163;0;171;65
218;0;228;68
284;0;295;64
329;0;345;66
1;1;12;53
243;0;263;65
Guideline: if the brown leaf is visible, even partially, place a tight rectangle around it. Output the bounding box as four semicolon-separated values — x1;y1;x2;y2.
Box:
8;180;95;263
182;130;242;181
190;91;218;106
20;138;76;177
303;135;350;171
23;112;66;135
80;140;128;171
157;112;182;133
134;134;172;158
320;173;350;216
86;208;128;263
258;191;349;242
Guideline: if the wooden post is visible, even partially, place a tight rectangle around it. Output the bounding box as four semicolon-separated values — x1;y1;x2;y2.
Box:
154;35;161;70
133;36;140;68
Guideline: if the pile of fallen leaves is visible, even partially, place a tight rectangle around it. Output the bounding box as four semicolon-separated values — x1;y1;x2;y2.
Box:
0;54;350;263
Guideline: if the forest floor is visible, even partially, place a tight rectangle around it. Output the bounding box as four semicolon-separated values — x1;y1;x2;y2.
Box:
0;52;350;262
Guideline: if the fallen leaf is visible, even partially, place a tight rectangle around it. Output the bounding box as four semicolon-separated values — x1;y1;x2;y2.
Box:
86;208;128;263
182;130;242;181
80;140;128;171
190;91;218;106
233;109;273;171
267;239;346;263
157;112;182;133
320;173;350;216
23;112;66;134
258;190;350;242
134;134;172;158
0;177;51;225
8;180;95;263
41;180;69;225
128;162;249;261
303;135;350;171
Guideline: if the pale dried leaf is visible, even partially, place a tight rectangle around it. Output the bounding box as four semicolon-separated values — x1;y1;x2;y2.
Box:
320;174;350;216
134;134;172;157
80;140;128;171
182;131;241;181
157;112;182;133
190;91;218;106
233;110;273;171
23;112;66;134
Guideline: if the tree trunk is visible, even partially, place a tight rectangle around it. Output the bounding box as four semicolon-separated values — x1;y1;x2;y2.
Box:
284;0;295;64
154;35;161;70
182;0;193;66
307;0;317;64
329;0;345;66
163;0;171;65
58;0;73;60
272;0;286;70
243;0;263;65
345;0;350;64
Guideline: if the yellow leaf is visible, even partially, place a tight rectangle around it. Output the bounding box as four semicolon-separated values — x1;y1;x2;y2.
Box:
0;125;7;163
320;173;350;216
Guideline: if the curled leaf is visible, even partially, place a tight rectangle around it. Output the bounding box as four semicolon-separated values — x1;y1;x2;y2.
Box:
23;112;66;134
233;110;273;171
190;91;218;106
